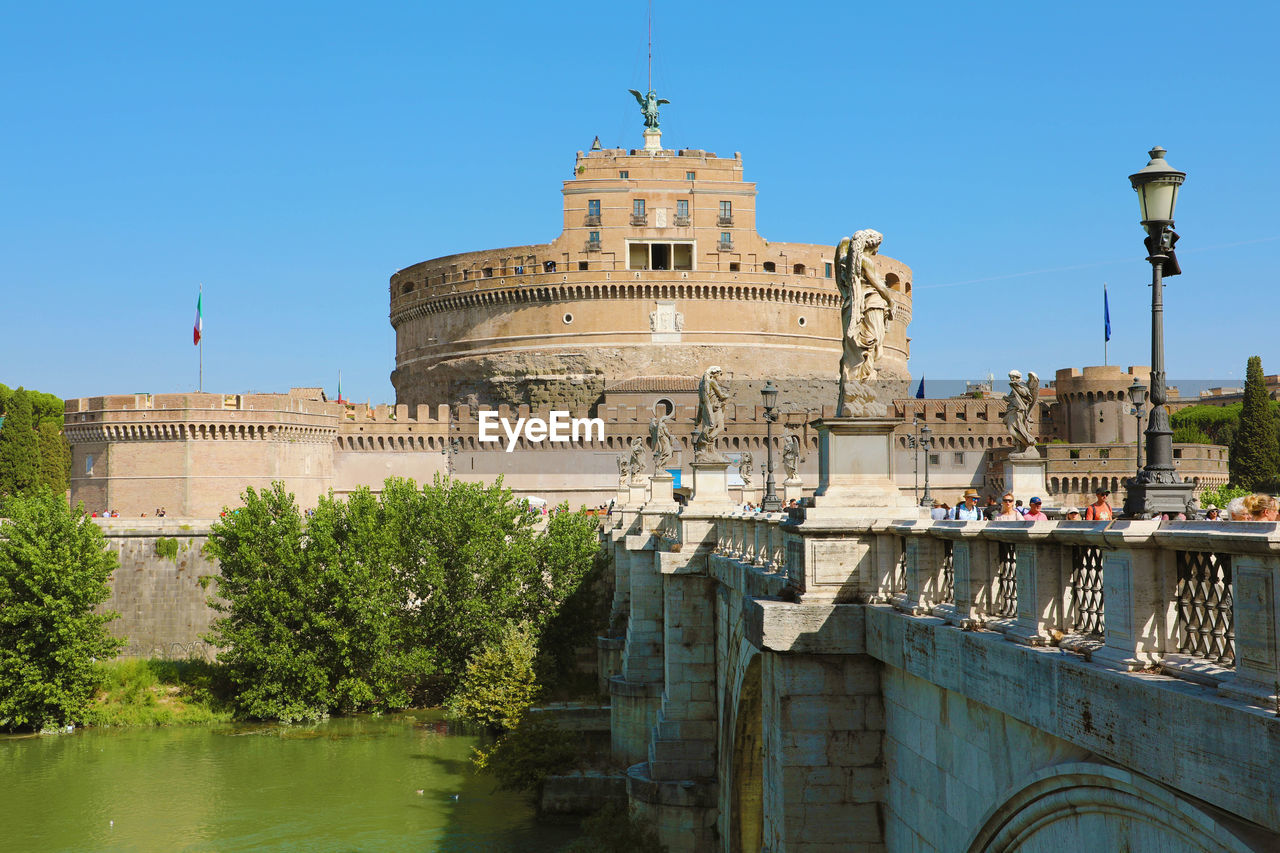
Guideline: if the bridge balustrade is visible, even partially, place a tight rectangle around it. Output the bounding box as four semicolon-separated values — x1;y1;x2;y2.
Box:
704;512;1280;705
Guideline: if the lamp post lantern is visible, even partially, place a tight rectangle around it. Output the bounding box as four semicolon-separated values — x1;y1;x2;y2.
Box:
920;424;934;508
1123;147;1196;518
760;381;783;511
1128;377;1148;479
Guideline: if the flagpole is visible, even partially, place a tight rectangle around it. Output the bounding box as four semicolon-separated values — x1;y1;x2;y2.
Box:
199;283;203;392
1103;282;1108;367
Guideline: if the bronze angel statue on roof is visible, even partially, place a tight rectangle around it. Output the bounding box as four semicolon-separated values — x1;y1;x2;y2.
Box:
628;88;670;130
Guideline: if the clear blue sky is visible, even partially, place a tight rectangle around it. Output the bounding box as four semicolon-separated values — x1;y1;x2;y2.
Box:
3;1;1276;403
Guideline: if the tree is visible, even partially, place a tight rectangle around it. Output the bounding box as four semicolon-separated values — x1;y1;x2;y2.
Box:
0;488;124;731
446;622;540;731
36;421;71;494
205;477;604;720
205;483;428;722
0;388;39;498
1229;356;1279;490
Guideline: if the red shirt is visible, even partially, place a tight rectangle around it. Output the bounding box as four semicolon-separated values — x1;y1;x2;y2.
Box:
1024;510;1048;521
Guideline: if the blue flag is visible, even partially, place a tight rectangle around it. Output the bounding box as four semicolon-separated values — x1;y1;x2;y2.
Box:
1104;285;1111;342
915;377;925;399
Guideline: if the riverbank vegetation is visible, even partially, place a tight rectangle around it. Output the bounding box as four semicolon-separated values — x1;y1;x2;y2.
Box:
82;659;231;727
2;474;606;743
204;476;604;723
0;487;123;731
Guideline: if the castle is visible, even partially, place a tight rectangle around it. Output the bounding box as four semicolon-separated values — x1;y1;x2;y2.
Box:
65;121;1225;516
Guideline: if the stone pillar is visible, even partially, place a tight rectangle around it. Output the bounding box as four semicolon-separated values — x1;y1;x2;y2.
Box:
950;532;995;627
690;461;733;510
783;477;804;505
1003;451;1048;503
1093;520;1164;670
611;508;666;765
629;565;720;852
761;652;886;851
1006;531;1066;646
808;418;924;520
1220;553;1280;706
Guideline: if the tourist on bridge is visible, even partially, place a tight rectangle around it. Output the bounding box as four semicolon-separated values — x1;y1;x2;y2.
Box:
950;490;983;520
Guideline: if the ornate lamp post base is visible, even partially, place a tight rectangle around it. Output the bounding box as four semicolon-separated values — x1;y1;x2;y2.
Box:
1122;479;1196;520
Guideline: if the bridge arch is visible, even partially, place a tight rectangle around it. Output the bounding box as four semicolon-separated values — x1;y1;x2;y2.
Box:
728;653;762;853
966;763;1256;853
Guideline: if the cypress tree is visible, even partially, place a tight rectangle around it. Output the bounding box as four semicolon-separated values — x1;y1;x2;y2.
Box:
36;421;71;495
1229;356;1279;489
0;388;39;498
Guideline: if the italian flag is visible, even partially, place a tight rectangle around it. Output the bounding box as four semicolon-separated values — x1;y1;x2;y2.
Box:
193;292;203;346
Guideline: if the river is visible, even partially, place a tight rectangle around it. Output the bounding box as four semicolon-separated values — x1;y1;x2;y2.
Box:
0;710;580;852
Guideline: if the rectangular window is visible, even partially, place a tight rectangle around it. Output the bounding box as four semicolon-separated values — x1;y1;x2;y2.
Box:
954;452;965;465
578;261;588;270
1069;449;1081;459
1099;448;1110;459
85;454;94;474
720;231;732;248
633;199;646;216
686;171;696;181
587;199;601;217
676;199;689;218
619;171;629;179
929;454;940;466
824;262;833;278
589;230;600;243
719;201;731;218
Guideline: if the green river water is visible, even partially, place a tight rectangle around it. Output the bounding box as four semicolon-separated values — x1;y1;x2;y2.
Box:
0;710;580;852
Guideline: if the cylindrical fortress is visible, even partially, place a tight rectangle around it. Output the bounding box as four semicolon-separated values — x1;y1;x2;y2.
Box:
390;141;912;411
1054;365;1152;445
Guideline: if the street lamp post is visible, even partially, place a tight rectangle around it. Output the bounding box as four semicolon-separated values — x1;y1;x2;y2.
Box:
1128;377;1148;479
760;381;783;511
909;417;922;504
1123;147;1196;518
920;423;934;508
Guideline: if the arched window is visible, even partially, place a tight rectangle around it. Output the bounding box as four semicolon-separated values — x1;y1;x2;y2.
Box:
763;261;776;273
792;264;805;275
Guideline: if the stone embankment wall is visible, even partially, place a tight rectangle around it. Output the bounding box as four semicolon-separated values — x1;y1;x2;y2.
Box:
96;520;219;660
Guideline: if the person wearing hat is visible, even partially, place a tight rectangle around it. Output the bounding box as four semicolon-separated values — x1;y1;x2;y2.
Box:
950;489;983;520
1063;507;1082;520
1023;496;1049;521
1085;487;1113;521
1205;505;1223;521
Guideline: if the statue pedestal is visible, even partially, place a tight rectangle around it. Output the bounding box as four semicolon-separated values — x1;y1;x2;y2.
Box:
689;461;734;510
628;480;649;506
1003;452;1047;503
643;129;662;151
807;418;924;520
783;478;804;504
646;472;678;510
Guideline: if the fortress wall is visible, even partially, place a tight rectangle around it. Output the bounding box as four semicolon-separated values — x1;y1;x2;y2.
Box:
96;521;219;660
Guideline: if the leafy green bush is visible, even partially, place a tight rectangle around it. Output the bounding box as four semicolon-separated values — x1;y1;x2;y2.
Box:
82;658;231;727
1197;483;1250;513
447;622;540;731
0;488;124;731
1172;425;1212;445
564;803;668;853
155;537;180;559
472;712;578;796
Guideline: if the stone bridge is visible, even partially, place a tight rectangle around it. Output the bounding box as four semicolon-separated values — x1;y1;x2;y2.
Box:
600;447;1280;851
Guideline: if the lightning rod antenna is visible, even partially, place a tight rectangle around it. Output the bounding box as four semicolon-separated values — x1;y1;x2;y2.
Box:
648;0;653;93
